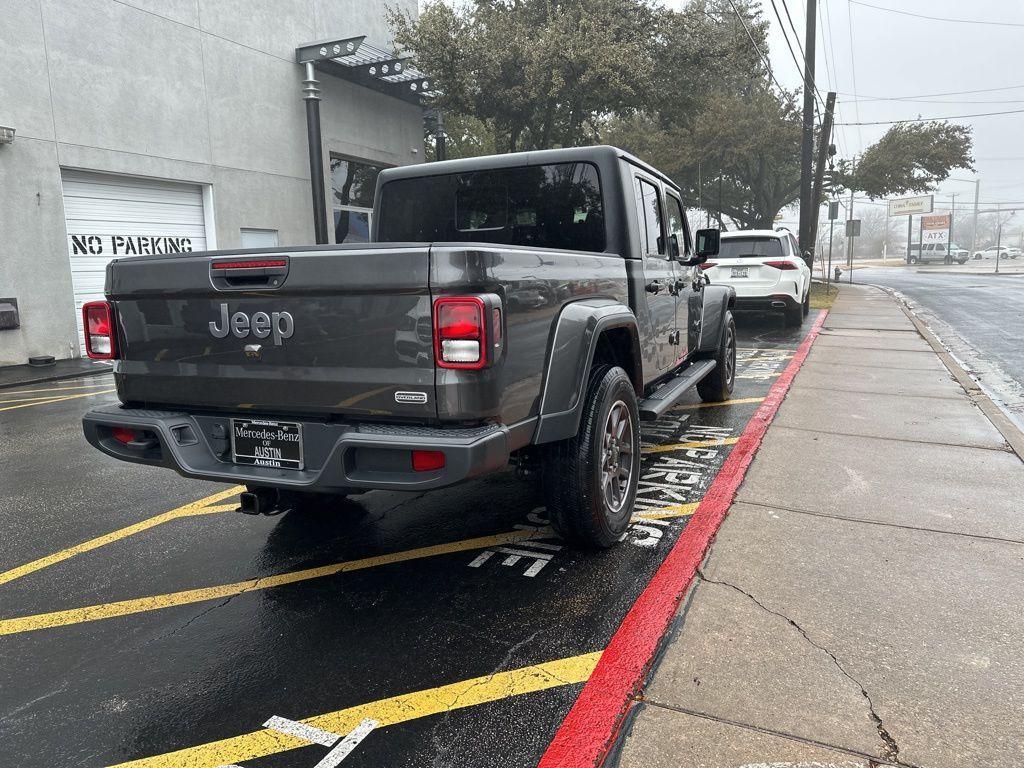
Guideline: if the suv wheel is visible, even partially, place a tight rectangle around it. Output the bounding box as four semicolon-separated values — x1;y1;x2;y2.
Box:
801;287;811;317
697;311;737;402
542;365;639;548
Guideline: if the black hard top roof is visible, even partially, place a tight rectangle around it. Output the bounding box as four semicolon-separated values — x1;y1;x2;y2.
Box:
378;145;680;191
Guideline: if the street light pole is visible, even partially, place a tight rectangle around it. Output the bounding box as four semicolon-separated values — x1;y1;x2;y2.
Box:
948;194;957;264
995;202;1002;275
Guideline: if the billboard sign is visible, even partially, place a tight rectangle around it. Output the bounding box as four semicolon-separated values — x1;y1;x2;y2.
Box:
921;213;951;244
887;195;934;216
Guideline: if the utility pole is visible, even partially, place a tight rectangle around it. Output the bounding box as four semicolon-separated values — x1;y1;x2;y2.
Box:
970;178;980;257
808;91;837;269
947;194;957;264
846;157;855;282
798;0;818;258
434;110;446;161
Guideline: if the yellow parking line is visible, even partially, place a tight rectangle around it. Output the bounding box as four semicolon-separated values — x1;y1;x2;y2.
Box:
0;529;551;636
0;381;113;396
0;388;116;412
735;372;780;379
0;487;243;587
672;397;765;411
634;502;698;520
642;437;740;455
108;651;601;768
737;347;794;356
0;393;84;405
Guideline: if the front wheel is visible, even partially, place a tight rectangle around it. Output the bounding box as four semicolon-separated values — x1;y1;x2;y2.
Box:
909;256;919;264
697;311;736;402
542;365;640;548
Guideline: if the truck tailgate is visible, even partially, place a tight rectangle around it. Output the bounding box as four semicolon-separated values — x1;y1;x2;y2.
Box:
107;246;435;419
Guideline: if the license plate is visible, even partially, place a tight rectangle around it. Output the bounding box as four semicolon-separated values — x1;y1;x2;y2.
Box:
231;419;303;470
731;266;749;278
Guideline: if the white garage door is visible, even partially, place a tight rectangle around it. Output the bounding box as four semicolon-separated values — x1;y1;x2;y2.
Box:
61;170;208;354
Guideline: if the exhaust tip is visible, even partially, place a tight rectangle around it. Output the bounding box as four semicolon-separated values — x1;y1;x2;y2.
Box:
771;301;787;309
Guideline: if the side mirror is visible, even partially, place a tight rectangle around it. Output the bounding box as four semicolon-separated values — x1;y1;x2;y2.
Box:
695;228;720;258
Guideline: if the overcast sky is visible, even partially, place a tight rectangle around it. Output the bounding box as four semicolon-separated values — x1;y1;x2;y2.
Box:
753;0;1024;215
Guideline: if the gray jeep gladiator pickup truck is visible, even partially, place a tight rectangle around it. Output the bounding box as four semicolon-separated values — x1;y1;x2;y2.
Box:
82;146;735;548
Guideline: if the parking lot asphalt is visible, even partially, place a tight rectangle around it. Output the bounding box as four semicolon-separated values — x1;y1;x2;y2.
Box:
0;310;817;768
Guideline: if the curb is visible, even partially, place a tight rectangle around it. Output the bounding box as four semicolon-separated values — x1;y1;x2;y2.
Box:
870;284;1024;462
916;270;1024;277
537;311;829;768
0;364;112;391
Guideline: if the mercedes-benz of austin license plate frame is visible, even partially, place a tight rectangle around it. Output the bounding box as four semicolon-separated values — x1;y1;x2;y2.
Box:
231;419;303;470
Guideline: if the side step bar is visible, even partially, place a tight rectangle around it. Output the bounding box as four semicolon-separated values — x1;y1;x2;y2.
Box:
638;359;717;421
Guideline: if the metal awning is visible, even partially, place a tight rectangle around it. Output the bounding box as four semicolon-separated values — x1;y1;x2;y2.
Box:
296;36;436;105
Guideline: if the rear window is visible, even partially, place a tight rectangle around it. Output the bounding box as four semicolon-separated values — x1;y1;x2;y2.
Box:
718;237;785;259
378;162;605;252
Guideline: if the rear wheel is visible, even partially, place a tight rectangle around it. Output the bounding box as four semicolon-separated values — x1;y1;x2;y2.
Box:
542;365;639;548
801;286;810;317
697;311;736;402
784;298;802;327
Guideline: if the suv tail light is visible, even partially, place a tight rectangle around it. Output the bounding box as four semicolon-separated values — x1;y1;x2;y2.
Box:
698;261;717;270
763;260;799;270
82;301;118;359
434;297;487;369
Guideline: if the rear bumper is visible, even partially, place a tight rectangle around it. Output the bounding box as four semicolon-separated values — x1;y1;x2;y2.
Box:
733;294;800;312
82;406;510;492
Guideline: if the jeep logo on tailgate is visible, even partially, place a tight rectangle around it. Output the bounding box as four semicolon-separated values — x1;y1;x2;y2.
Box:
209;303;294;346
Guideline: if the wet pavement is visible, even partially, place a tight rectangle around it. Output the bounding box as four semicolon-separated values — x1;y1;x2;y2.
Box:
0;309;817;768
854;268;1024;429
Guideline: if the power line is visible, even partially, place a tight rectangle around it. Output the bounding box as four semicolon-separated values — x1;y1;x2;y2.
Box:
821;0;849;157
768;0;807;85
845;0;863;151
838;83;1024;100
837;107;1024;125
725;0;789;95
846;97;1024;105
849;1;1024;28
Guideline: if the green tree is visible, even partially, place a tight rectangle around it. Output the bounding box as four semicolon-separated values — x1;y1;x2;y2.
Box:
390;0;659;153
835;121;974;198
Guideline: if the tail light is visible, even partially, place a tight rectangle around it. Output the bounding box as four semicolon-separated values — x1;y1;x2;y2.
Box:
412;450;446;472
698;262;717;270
82;301;118;359
434;297;487;369
763;260;799;270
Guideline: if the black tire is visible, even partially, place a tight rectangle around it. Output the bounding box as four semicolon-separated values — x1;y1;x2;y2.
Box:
801;287;810;317
909;256;919;264
784;299;802;328
697;311;736;402
542;365;640;548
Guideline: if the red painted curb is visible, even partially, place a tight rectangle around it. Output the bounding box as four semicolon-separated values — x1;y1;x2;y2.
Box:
538;309;829;768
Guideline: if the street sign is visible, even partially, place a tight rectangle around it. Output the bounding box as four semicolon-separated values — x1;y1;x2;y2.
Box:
887;195;934;216
828;201;839;221
921;213;951;244
845;219;861;237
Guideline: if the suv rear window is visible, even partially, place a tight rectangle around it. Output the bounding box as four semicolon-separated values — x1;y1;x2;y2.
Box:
378;163;605;252
718;237;785;259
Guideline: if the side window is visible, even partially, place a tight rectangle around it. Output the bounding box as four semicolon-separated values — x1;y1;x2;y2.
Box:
633;177;665;257
665;194;689;256
789;234;800;256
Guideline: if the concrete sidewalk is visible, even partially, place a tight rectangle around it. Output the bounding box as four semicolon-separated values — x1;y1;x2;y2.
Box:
615;284;1024;768
0;357;112;389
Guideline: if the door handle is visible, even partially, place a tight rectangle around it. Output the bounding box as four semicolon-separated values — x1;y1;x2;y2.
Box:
646;281;664;294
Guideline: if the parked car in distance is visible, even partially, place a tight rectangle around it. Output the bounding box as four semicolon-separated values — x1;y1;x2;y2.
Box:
80;145;738;550
907;243;968;265
973;245;1019;260
698;229;810;327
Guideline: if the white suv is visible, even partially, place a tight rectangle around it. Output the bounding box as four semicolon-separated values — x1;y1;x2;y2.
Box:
700;230;811;327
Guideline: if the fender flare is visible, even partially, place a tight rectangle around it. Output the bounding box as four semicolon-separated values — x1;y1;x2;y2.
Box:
533;299;641;445
696;284;736;355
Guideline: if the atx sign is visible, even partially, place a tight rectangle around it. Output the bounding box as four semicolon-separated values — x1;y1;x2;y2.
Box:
921;213;951;244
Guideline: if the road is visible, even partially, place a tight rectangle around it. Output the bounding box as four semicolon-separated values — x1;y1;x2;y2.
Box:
855;267;1024;429
0;311;814;768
